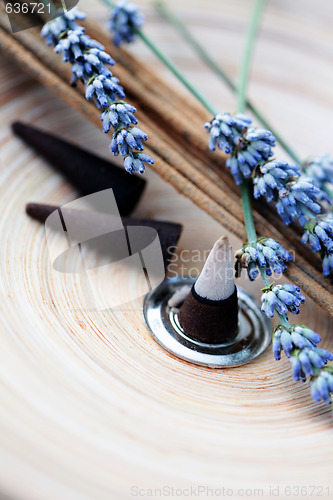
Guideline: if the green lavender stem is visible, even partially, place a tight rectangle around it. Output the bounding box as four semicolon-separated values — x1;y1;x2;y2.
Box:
154;0;302;166
98;0;217;114
237;0;291;329
237;0;265;250
155;0;234;92
240;181;257;245
237;0;265;114
133;30;217;115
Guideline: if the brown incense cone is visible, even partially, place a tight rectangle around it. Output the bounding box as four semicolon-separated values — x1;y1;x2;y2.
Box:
13;122;146;215
26;203;182;269
179;236;239;344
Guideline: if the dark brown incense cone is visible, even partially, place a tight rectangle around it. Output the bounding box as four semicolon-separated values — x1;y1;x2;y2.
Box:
26;203;182;268
13;122;146;215
179;236;239;344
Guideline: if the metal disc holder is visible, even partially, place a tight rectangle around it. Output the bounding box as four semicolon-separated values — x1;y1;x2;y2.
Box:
143;276;271;368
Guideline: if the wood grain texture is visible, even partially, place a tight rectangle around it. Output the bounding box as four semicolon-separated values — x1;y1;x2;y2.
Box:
1;1;333;499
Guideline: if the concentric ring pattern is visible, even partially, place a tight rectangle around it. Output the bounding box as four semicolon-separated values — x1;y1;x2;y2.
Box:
1;1;333;499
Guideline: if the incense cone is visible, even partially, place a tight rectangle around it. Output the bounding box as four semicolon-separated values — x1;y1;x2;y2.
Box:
13;122;146;215
179;236;238;344
26;203;182;268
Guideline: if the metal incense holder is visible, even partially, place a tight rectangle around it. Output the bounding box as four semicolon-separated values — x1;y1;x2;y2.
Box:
143;276;271;368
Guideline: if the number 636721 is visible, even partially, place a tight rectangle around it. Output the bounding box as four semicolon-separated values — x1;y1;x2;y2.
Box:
5;2;51;14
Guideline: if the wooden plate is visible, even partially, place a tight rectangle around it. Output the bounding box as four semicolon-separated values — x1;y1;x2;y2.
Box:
0;1;333;498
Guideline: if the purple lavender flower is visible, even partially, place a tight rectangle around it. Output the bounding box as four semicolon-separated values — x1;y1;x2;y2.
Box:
101;102;138;131
204;112;251;155
302;217;333;252
273;324;333;387
272;324;321;360
303;153;333;191
252;155;324;226
310;368;333;404
226;128;276;184
235;237;293;281
108;0;144;46
275;176;322;227
292;346;333;381
124;152;155;174
253;160;300;202
205;112;275;184
290;355;307;382
302;216;333;276
54;27;116;84
261;283;305;319
322;251;333;277
41;7;86;46
85;75;125;108
41;8;153;174
110;126;148;156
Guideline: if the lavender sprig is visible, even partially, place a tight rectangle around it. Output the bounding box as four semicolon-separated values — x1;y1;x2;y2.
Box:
259;280;333;404
208;109;333;404
202;43;333;408
273;324;333;403
41;8;153;174
205;112;324;228
205;114;276;185
235;237;293;281
108;0;144;46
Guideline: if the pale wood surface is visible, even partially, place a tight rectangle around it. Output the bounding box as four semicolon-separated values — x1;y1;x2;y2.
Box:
1;1;333;499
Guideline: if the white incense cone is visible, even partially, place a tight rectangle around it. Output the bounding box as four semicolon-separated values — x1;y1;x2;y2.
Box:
179;236;239;344
194;236;235;301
